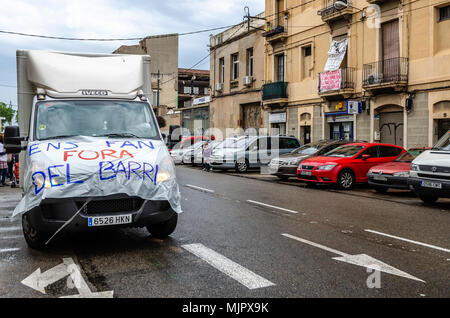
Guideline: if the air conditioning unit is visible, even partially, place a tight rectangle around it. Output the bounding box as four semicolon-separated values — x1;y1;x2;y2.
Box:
367;74;383;85
243;76;253;86
215;82;223;92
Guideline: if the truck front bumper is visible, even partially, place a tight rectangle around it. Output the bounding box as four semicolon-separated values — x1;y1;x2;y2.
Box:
408;177;450;198
26;193;176;232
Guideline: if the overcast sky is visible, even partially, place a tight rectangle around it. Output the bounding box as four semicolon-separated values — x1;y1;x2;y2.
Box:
0;0;264;107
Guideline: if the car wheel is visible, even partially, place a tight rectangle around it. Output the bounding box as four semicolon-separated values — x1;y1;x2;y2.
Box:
22;212;50;249
235;159;249;173
337;169;355;190
418;194;438;204
146;213;178;238
374;186;388;194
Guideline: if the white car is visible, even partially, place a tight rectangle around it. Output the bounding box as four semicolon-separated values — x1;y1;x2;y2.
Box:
409;130;450;203
181;141;208;165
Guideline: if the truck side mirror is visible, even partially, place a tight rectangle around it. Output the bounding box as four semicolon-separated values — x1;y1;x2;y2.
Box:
4;126;25;154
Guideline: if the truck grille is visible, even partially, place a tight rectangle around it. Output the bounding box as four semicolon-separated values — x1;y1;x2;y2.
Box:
419;165;450;173
77;198;144;215
418;173;450;181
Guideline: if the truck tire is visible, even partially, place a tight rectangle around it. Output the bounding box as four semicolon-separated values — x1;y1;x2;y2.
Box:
146;213;178;238
22;213;50;249
418;194;438;204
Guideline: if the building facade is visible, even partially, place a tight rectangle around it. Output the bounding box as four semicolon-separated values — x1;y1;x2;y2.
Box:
209;12;266;137
263;0;450;147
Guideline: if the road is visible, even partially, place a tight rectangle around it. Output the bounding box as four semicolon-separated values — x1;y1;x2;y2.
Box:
0;166;449;298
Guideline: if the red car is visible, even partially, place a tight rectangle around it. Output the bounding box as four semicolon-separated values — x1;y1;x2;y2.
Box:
297;143;406;189
367;147;431;193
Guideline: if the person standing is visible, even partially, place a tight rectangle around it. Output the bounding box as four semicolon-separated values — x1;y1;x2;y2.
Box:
0;135;8;186
7;153;13;181
202;141;213;172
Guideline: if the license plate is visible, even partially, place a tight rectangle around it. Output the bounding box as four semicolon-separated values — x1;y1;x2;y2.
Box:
301;171;312;176
421;180;442;189
373;175;388;181
88;214;132;227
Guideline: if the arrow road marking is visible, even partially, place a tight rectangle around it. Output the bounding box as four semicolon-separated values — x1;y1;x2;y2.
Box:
185;184;215;193
21;257;113;297
182;243;275;290
365;229;450;253
282;233;425;283
247;200;298;214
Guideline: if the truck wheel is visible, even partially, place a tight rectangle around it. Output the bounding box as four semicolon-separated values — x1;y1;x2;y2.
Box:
146;213;178;238
22;213;50;249
419;194;438;204
235;159;249;173
337;169;355;190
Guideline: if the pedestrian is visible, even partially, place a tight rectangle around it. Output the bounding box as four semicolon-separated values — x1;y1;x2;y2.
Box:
7;153;13;181
203;141;213;172
0;135;8;186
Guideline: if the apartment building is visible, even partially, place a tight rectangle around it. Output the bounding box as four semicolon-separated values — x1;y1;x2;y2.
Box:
263;0;450;147
209;12;266;136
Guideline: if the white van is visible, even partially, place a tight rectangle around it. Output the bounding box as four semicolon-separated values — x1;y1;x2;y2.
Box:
409;130;450;203
4;50;181;248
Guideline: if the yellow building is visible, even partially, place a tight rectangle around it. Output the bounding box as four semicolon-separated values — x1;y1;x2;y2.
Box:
263;0;450;147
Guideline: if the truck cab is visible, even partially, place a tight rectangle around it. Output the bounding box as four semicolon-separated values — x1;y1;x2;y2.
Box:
408;129;450;203
4;50;182;249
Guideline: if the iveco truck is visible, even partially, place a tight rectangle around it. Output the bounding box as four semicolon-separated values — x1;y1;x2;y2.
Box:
4;50;182;249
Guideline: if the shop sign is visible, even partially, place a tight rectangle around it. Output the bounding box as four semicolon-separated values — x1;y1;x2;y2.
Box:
269;112;287;123
327;115;354;123
320;70;342;92
347;101;361;114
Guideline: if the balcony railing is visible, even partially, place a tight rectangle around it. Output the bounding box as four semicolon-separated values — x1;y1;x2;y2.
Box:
262;26;285;38
262;82;288;101
318;67;355;93
318;0;353;19
363;57;408;87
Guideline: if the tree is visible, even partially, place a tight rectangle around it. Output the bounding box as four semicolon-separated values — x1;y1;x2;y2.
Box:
0;102;16;130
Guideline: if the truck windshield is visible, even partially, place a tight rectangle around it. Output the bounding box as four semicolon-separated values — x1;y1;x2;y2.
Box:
432;130;450;151
35;100;160;141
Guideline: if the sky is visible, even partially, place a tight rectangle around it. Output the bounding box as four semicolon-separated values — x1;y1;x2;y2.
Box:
0;0;264;108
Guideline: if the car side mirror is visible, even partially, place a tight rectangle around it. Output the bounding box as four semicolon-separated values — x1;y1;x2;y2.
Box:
361;154;371;160
4;126;26;154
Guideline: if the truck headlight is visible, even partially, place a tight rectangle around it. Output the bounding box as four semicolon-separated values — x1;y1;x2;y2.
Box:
411;164;419;171
156;171;172;183
393;171;410;177
317;164;336;171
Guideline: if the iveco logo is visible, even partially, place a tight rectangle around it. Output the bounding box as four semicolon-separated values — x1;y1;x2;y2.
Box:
432;166;438;172
81;90;108;96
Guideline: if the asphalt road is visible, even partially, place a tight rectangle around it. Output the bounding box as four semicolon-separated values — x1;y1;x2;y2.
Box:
0;166;449;298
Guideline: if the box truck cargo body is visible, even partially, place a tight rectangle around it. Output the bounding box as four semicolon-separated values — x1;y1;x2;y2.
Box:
5;50;181;249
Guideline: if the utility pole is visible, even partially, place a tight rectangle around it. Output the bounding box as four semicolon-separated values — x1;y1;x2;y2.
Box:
157;70;160;114
243;6;266;32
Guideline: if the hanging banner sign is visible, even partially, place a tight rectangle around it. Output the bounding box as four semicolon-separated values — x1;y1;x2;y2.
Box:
324;38;348;72
319;69;342;92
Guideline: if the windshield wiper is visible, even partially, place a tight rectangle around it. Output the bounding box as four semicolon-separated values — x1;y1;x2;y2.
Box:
38;134;80;141
98;133;140;138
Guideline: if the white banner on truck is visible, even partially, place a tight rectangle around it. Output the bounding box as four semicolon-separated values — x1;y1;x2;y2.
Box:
324;38;349;72
13;137;182;216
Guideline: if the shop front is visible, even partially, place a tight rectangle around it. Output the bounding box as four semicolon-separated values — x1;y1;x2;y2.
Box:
324;100;361;141
269;112;287;135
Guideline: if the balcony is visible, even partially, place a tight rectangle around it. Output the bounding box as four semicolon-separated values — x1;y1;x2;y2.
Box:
363;57;408;93
318;67;355;100
262;25;288;45
262;82;288;106
318;0;355;23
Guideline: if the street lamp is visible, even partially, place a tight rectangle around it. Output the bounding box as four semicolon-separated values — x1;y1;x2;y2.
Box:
333;0;348;10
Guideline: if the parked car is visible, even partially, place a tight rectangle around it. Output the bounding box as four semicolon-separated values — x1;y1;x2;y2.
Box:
181;141;208;165
297;143;406;189
367;147;431;193
408;130;450;203
268;140;353;180
210;135;301;173
192;140;228;166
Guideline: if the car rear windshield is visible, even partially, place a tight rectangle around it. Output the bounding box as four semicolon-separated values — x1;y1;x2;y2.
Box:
35;100;160;141
324;145;365;158
395;149;424;162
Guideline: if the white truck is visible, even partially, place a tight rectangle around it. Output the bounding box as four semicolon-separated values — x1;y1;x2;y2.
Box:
409;130;450;203
4;50;181;249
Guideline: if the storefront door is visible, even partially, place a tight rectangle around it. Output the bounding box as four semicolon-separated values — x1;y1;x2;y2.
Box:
271;123;286;135
379;111;403;146
301;126;311;145
330;122;353;141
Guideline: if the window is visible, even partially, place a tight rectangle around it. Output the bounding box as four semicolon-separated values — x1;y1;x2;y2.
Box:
379;146;402;157
204;87;209;95
193;87;199;95
183;86;191;94
219;57;225;83
246;48;254;77
302;45;312;79
275;54;285;82
360;146;379;158
231;53;239;80
439;5;450;21
280;138;300;149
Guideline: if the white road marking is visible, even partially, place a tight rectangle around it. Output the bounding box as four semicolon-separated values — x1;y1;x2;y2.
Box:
246;200;298;214
182;243;275;290
0;248;20;253
185;184;215;193
0;226;21;233
365;229;450;253
22;257;113;298
282;233;425;283
0;235;22;240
